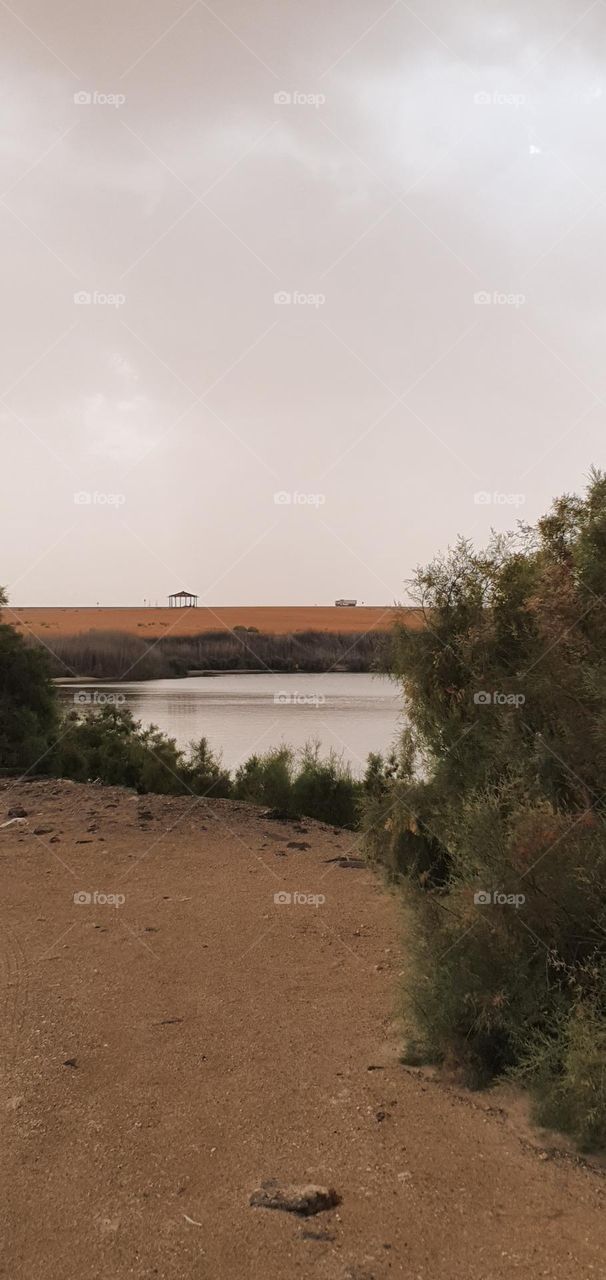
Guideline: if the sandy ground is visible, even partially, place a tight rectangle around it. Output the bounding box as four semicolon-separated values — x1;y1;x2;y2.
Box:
1;778;605;1280
2;605;419;639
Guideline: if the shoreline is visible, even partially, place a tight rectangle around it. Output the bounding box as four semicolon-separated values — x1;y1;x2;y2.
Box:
54;667;365;684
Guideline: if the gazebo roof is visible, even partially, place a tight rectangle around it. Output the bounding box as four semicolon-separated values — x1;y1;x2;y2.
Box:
169;589;196;597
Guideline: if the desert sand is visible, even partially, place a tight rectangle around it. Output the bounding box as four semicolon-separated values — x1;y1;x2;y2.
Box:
1;778;605;1280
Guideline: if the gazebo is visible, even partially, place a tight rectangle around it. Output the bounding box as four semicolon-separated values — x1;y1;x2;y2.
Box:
168;590;198;608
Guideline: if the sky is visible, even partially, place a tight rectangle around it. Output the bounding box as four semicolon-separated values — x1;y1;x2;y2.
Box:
1;0;605;606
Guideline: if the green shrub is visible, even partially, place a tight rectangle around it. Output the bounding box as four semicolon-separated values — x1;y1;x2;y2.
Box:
0;596;59;772
51;708;361;828
233;746;296;812
291;743;360;828
516;970;606;1150
54;705;187;794
233;741;361;825
361;469;606;1148
183;736;232;798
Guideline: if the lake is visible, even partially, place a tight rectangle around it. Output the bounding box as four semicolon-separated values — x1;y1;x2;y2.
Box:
60;672;405;775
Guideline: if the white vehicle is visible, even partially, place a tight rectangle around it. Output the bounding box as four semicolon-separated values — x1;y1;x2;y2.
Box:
335;598;357;607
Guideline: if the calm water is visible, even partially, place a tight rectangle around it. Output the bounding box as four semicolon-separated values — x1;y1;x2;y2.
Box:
60;673;404;775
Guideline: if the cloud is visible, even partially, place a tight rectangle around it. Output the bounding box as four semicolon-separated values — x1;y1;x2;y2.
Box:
108;352;138;382
81;391;156;463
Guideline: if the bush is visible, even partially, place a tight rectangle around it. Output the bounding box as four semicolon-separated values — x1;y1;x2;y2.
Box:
0;592;59;772
54;705;188;794
233;741;361;826
183;736;232;798
233;746;295;812
361;469;606;1148
50;706;362;827
292;743;360;828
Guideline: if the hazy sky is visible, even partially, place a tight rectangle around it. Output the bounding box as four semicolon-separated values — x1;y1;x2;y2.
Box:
1;0;604;605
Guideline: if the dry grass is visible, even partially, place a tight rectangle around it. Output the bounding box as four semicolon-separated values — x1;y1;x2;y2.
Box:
4;604;420;639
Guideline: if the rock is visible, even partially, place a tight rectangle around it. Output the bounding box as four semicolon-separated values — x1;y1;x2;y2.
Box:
249;1181;340;1216
287;841;311;850
7;807;27;818
260;808;292;821
98;1216;121;1237
33;827;53;836
63;1057;77;1068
